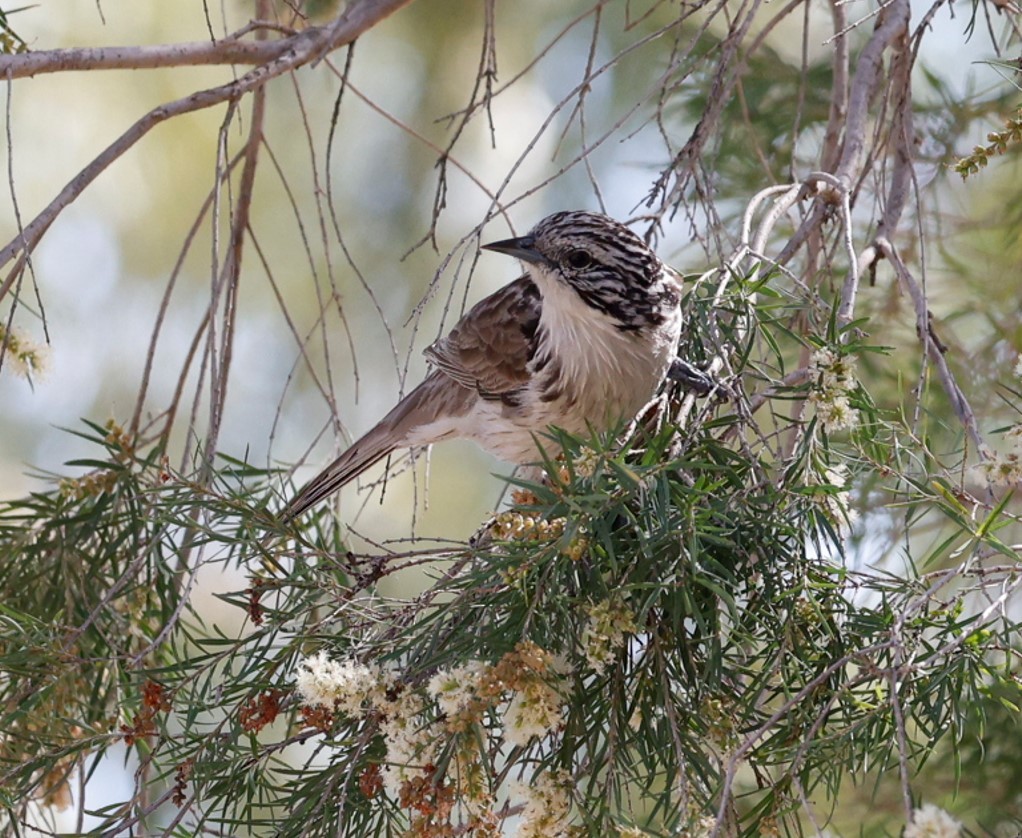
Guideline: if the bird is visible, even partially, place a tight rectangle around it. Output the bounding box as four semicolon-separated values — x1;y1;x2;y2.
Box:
281;210;695;521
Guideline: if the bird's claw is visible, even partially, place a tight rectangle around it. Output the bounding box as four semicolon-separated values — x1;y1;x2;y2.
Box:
667;358;732;398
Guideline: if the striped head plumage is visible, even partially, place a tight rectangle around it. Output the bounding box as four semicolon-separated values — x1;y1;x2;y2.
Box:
483;210;678;331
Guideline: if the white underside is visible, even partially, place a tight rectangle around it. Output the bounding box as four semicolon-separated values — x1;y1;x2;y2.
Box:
406;267;682;464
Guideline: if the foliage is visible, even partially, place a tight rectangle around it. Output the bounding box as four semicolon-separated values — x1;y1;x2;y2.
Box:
954;105;1022;179
0;5;29;55
3;270;1022;835
2;0;1022;836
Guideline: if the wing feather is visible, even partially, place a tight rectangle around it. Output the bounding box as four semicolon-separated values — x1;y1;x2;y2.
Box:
281;278;543;519
424;277;541;400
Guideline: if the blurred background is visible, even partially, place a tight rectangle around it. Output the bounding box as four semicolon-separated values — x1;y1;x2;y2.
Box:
2;0;1021;831
0;1;1013;539
0;0;746;543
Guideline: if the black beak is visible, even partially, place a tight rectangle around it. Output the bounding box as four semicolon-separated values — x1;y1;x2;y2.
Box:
481;234;547;266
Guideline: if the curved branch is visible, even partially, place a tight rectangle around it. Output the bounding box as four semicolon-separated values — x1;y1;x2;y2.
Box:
0;35;286;79
873;237;987;457
833;0;910;189
0;0;413;80
0;0;416;298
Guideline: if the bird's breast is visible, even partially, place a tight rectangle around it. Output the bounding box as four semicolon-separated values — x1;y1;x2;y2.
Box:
529;313;678;430
451;274;682;465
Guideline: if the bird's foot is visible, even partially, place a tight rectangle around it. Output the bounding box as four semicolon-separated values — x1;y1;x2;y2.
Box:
667;358;733;398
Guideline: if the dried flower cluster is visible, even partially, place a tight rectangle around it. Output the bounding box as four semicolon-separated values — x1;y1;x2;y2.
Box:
171;759;194;806
428;644;572;751
581;597;638;674
238;689;284;733
292;642;574;834
120;680;171;746
904;803;961;838
37;752;79;811
807;347;859;433
0;323;47;381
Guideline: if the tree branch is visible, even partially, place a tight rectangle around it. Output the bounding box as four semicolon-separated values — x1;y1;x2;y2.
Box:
833;0;910;189
0;0;417;300
873;237;988;457
0;0;413;80
0;34;286;79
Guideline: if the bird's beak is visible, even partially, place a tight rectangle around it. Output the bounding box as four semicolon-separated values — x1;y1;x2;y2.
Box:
482;234;547;266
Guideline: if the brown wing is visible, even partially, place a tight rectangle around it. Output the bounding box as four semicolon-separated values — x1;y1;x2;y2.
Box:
424;276;541;402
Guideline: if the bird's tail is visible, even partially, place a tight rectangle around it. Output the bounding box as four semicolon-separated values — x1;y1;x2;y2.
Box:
280;421;400;522
280;373;459;522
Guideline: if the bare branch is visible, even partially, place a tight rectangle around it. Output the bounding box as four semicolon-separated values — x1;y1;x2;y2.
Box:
833;0;910;190
0;0;414;80
874;237;988;457
0;0;417;298
0;34;287;79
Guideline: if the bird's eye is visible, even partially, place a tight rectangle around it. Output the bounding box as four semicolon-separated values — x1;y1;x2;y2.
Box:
565;249;593;270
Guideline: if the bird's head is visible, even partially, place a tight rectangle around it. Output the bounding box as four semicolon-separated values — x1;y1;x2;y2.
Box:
483;210;674;331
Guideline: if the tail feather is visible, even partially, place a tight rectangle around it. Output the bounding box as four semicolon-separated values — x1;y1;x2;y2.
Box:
280;372;466;521
281;422;401;521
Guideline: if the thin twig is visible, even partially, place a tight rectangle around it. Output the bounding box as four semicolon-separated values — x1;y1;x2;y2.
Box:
0;0;418;295
873;238;987;457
